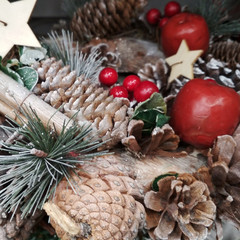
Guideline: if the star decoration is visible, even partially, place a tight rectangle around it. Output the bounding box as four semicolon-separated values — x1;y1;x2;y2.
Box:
166;40;203;87
0;0;40;58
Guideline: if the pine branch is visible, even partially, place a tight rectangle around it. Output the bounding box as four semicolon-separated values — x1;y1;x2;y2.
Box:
45;30;103;81
0;106;108;219
190;0;240;37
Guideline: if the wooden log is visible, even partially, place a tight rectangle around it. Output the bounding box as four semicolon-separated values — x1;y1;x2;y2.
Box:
0;71;73;133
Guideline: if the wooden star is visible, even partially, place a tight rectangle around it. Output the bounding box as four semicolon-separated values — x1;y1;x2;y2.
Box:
0;0;41;58
166;40;203;87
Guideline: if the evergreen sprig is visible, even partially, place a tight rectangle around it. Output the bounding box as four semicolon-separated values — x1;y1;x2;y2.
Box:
0;106;107;218
45;30;103;81
191;0;240;37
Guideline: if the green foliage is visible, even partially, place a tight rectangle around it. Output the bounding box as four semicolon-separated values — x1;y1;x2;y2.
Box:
0;57;38;90
132;93;169;135
29;228;60;240
191;0;240;36
45;30;103;81
0;106;107;219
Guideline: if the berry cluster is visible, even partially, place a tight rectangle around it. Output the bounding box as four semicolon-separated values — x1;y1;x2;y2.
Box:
146;1;181;29
99;67;159;102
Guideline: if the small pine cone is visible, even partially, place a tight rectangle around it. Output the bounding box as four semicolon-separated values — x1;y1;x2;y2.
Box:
195;133;240;232
0;207;44;240
137;58;169;94
71;0;147;42
45;154;146;240
32;57;130;149
144;173;216;240
122;123;181;156
208;39;240;69
81;38;122;69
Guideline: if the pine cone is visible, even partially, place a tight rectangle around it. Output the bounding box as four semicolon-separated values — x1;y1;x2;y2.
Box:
122;123;181;156
208;39;240;69
81;38;122;70
194;55;240;91
144;173;216;240
0;207;44;240
137;58;169;94
44;154;146;240
32;57;130;149
194;132;240;233
71;0;148;42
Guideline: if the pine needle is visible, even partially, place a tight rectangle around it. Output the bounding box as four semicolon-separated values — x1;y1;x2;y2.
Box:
0;106;108;219
45;29;103;82
190;0;240;36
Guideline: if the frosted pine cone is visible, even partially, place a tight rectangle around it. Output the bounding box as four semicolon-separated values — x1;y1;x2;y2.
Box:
32;57;130;149
208;39;240;69
71;0;147;42
44;154;146;240
144;173;216;240
81;38;122;70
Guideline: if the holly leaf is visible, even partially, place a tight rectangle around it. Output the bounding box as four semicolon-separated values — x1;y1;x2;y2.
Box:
132;93;169;135
16;67;38;91
0;57;23;85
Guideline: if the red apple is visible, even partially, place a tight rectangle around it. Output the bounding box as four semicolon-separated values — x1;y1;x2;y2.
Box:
170;78;240;148
161;12;210;57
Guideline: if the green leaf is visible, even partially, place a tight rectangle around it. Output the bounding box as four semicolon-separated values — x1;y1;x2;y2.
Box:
0;56;23;84
132;93;169;134
16;67;38;91
152;173;178;192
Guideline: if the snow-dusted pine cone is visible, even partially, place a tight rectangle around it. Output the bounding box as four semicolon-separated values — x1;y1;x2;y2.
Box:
81;38;122;70
71;0;147;42
44;154;146;240
0;208;44;240
32;57;130;149
208;39;240;69
144;173;216;240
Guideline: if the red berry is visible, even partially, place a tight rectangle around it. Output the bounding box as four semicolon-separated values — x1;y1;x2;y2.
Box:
99;67;118;86
134;81;159;102
146;8;161;25
158;17;169;28
164;1;181;17
110;86;128;98
123;75;141;92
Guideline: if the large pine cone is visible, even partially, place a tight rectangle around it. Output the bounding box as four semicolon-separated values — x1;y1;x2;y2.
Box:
71;0;148;42
44;154;146;240
144;173;216;240
32;57;130;149
0;208;44;240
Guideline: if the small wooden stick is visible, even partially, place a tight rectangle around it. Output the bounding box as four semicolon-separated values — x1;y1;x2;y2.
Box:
0;71;73;134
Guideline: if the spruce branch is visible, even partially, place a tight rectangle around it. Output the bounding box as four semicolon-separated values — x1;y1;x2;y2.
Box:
191;0;240;37
0;106;108;219
45;29;103;81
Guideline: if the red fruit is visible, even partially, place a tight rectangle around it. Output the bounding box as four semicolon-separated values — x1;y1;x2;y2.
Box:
134;81;159;102
164;1;181;17
123;75;141;92
158;17;169;28
110;86;128;98
170;78;240;148
161;12;210;57
146;8;161;25
99;67;118;86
